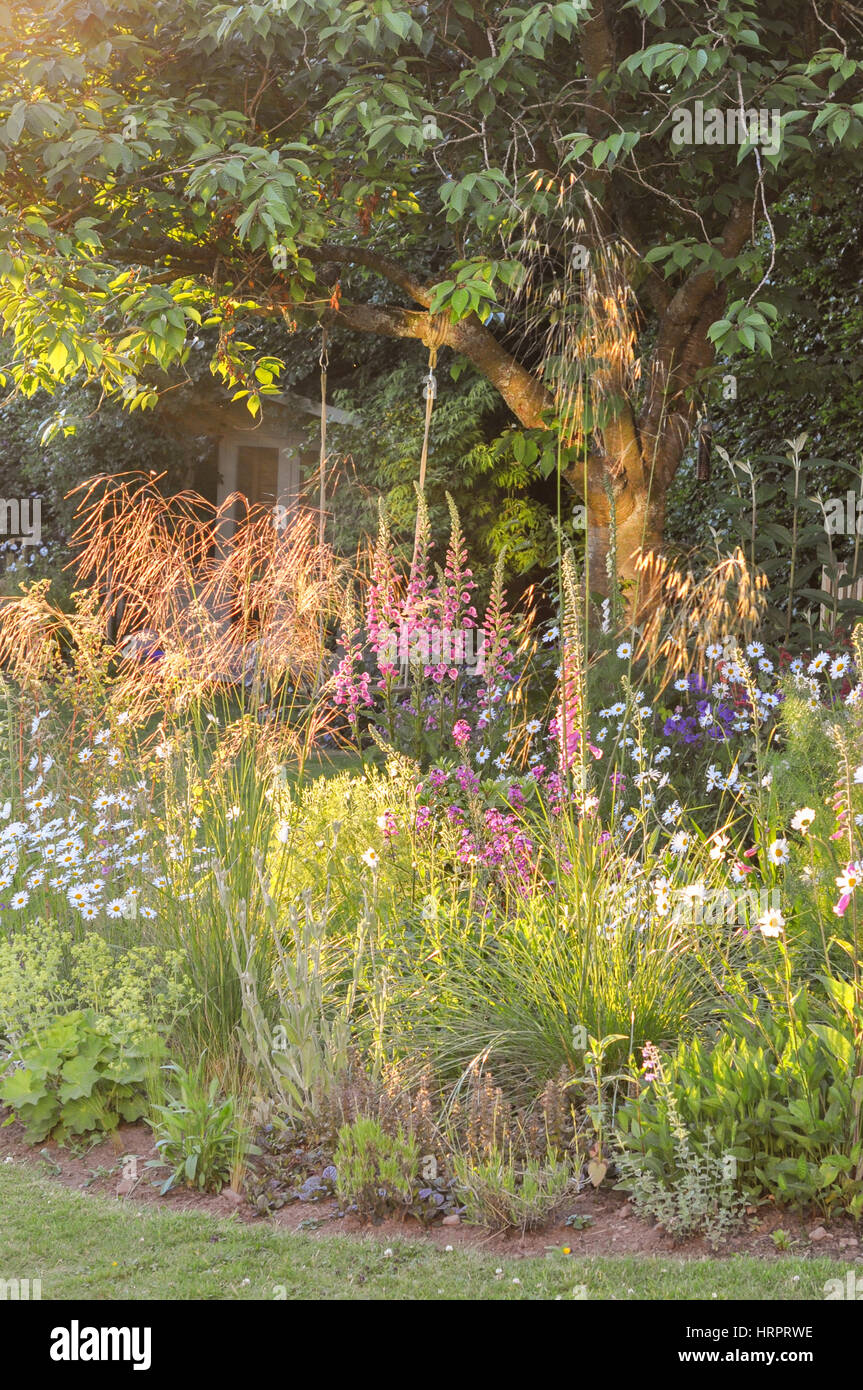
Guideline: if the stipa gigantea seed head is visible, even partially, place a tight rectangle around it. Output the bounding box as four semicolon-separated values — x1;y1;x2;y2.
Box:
0;580;67;686
851;623;863;686
635;546;768;692
501;195;644;471
510;206;642;449
63;472;343;715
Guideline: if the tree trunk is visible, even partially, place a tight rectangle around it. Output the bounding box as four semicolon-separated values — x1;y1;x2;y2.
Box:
585;475;667;614
567;398;673;616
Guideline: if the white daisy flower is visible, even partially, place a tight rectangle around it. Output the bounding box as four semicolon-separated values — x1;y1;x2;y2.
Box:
836;863;862;894
361;847;380;870
10;890;29;909
756;908;785;938
766;838;790;866
653;887;671;916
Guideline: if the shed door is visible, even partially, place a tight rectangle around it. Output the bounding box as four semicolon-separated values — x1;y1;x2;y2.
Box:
237;445;279;507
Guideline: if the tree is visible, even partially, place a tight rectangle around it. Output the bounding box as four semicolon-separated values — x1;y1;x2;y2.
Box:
1;0;862;608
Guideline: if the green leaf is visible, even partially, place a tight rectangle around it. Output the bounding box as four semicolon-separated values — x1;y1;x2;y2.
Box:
810;1025;855;1072
58;1054;100;1100
4;100;27;144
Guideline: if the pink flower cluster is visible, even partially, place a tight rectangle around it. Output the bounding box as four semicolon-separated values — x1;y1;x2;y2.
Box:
551;641;602;774
476;561;515;699
452;719;472;748
333;620;372;715
456;807;535;891
367;507;401;687
423;498;478;685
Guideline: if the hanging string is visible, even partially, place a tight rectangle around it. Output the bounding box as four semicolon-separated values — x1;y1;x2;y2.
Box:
318;326;329;552
409;345;437;579
411;315;447;576
311;326;329;699
417;344;437;498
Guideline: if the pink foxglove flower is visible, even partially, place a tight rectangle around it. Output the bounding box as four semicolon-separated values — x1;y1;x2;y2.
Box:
367;502;401;685
452;719;472;748
477;551;514;695
427;495;478;683
332;586;372;724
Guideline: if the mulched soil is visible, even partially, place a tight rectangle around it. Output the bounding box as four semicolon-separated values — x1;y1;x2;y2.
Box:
2;1109;861;1262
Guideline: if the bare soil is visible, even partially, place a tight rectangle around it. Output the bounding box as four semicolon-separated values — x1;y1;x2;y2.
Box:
2;1108;861;1263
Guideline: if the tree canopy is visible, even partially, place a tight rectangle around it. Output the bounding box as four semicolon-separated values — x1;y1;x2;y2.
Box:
1;1;862;598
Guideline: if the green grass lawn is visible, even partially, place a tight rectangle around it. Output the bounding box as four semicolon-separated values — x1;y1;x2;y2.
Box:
0;1166;850;1301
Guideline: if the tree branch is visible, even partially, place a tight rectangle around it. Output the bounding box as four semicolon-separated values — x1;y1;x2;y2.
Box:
314;298;553;428
304;243;433;308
